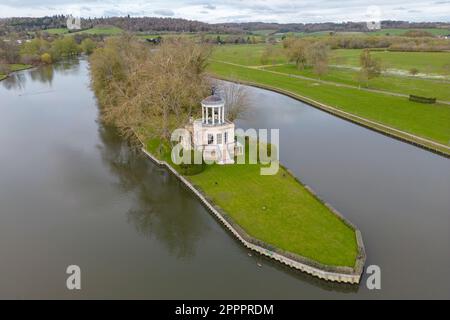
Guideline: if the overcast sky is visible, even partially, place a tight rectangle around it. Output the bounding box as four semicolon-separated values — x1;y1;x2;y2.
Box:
0;0;449;23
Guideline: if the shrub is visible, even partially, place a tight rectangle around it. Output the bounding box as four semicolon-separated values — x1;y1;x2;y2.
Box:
51;36;80;59
81;38;96;55
41;53;52;64
21;54;41;65
403;30;434;38
409;95;436;104
409;68;419;76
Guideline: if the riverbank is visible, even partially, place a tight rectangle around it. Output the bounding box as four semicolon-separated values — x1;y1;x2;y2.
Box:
0;64;33;81
208;62;450;158
138;135;366;283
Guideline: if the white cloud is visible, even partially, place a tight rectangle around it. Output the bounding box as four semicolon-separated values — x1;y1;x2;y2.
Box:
0;0;448;22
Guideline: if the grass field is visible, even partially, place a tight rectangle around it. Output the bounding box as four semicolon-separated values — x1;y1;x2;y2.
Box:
212;44;287;66
251;29;278;36
77;26;124;35
44;28;69;34
275;28;450;38
213;45;450;75
266;64;450;101
44;26;124;36
145;138;359;267
208;60;450;146
330;49;450;75
211;44;450;98
366;28;450;36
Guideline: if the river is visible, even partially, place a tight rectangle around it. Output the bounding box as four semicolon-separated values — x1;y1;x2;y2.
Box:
0;59;449;299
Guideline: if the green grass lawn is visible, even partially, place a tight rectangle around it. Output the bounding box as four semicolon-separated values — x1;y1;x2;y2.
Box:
266;64;450;101
8;64;32;72
212;44;287;66
145;138;358;267
208;60;450;146
76;26;124;35
44;28;69;34
189;162;358;267
212;44;450;76
330;49;450;75
45;26;124;36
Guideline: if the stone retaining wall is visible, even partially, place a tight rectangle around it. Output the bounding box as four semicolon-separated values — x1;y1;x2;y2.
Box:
140;148;366;284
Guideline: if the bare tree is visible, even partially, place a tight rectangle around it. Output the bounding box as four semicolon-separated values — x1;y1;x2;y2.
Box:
218;81;250;122
358;49;382;87
284;38;309;69
306;42;330;77
90;35;211;143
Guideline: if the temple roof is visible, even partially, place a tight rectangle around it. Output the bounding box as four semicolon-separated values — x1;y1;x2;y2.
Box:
201;95;224;106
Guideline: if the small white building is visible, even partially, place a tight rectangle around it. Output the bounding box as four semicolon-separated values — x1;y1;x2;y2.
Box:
183;95;243;165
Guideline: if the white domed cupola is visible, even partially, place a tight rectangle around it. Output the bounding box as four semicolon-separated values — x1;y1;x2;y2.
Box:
201;95;226;126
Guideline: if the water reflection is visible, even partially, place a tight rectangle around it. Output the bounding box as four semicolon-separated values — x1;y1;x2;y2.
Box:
1;72;26;90
0;58;80;91
97;124;210;259
29;65;54;85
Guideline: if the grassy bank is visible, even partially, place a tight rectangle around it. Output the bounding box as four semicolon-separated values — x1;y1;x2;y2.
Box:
0;63;32;80
266;64;450;101
145;138;359;267
207;60;450;150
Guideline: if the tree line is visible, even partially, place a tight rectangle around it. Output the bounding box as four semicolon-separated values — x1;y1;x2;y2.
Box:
0;33;97;69
2;16;448;36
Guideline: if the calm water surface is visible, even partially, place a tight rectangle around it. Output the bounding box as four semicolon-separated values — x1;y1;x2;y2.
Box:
0;59;449;299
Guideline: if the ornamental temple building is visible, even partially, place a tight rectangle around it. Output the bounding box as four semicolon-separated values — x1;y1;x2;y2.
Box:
182;95;243;165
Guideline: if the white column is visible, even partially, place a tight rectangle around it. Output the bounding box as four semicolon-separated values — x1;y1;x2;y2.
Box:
222;106;225;123
206;107;208;124
212;107;215;125
202;107;204;123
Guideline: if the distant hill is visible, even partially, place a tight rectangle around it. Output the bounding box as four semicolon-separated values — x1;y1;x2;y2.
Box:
0;15;449;35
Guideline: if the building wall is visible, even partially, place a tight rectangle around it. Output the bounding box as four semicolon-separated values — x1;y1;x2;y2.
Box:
188;120;236;164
